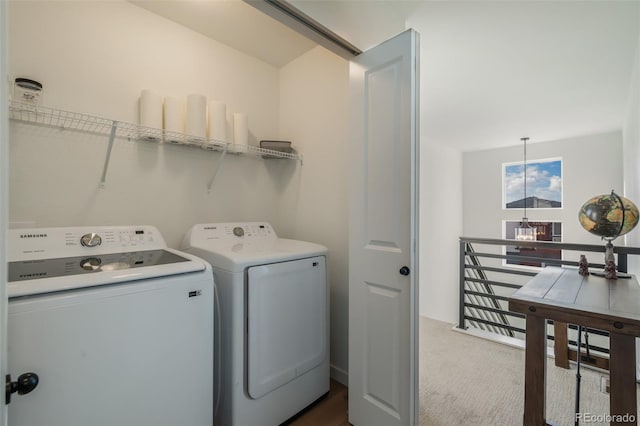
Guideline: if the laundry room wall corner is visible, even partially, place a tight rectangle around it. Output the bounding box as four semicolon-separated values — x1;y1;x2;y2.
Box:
278;46;350;384
7;1;290;247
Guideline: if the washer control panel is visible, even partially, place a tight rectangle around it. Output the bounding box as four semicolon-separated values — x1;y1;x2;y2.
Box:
69;228;157;249
9;225;165;261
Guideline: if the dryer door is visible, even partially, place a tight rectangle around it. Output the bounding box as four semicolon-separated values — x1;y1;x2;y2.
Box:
247;256;327;399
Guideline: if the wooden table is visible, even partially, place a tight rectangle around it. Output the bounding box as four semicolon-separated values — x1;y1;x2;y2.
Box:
509;267;640;426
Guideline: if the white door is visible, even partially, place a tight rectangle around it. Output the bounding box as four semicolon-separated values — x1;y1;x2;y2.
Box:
348;29;419;426
1;0;9;424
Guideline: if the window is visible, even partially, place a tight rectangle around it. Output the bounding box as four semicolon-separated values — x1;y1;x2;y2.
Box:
504;221;562;268
503;158;562;209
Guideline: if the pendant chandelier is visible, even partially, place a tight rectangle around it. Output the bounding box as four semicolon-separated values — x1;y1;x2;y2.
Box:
515;137;537;241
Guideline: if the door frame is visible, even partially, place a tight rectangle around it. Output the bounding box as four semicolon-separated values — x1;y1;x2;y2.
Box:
401;28;420;426
1;0;10;423
409;29;420;425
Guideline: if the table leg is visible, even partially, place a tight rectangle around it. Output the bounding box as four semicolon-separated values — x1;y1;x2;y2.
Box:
524;314;547;426
609;333;637;425
553;321;569;369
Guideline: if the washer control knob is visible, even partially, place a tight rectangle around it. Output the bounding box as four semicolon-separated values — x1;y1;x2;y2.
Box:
80;257;102;271
80;233;102;248
233;227;244;237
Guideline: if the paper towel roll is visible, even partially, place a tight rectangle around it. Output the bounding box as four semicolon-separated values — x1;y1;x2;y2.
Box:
163;96;184;142
139;89;162;140
233;113;248;153
186;94;207;141
207;101;227;143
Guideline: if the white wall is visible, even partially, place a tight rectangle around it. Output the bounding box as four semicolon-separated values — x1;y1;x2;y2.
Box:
623;32;640;276
622;26;640;379
463;132;624;246
458;132;624;332
419;142;463;323
278;46;350;384
8;1;292;247
405;14;465;323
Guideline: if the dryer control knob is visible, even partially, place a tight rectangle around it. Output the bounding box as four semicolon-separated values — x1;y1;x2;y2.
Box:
233;227;244;237
81;233;102;248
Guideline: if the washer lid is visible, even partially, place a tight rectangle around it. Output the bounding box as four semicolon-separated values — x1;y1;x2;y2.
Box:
182;222;328;272
8;248;207;298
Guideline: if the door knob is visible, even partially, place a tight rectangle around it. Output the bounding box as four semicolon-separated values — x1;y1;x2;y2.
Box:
5;373;39;404
399;266;410;276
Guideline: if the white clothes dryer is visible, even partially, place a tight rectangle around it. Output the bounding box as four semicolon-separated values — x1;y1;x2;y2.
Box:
181;222;329;426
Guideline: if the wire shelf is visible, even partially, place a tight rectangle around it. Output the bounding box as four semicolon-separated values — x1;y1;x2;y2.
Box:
8;101;300;160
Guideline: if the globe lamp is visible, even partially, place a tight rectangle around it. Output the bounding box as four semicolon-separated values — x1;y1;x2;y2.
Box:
578;190;639;273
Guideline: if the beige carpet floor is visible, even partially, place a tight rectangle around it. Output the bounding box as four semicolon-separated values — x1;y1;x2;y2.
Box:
419;317;638;426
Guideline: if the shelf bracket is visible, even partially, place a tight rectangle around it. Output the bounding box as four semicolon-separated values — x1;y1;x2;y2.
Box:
99;120;118;188
207;145;229;193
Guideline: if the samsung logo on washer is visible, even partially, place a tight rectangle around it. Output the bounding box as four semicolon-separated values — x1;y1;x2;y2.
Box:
20;272;47;279
20;233;48;239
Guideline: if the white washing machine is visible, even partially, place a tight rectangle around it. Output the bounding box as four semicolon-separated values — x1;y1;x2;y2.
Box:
7;225;214;426
181;222;329;426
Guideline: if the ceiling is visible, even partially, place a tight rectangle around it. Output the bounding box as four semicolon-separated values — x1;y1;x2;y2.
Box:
131;0;640;152
130;0;316;67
